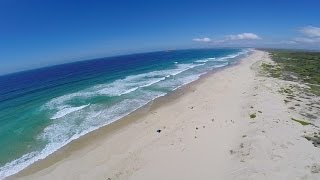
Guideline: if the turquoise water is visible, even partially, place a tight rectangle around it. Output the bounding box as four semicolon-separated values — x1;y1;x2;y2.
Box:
0;48;250;178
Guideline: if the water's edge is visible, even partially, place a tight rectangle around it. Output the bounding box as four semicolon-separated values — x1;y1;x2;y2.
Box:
5;49;252;179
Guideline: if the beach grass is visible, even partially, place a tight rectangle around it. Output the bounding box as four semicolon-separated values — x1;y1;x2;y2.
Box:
265;50;320;95
261;63;282;78
291;118;311;126
268;50;320;92
270;51;320;83
250;113;256;119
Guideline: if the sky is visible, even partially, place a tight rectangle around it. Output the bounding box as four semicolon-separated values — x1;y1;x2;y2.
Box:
0;0;320;75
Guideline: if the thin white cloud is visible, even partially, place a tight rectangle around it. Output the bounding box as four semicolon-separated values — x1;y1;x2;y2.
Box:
280;40;297;45
192;37;211;42
300;26;320;37
294;37;320;43
226;33;261;40
290;26;320;44
193;33;260;44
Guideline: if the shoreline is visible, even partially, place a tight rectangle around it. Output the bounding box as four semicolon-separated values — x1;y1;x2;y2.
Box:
10;51;249;179
11;50;320;179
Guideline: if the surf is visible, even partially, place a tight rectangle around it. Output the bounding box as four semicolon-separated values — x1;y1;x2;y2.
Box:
0;48;250;179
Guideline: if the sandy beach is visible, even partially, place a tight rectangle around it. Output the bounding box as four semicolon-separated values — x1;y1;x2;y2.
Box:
11;50;320;180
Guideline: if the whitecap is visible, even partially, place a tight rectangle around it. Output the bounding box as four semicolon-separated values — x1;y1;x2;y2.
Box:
212;62;228;68
140;77;166;88
51;104;90;120
0;49;252;179
195;59;209;63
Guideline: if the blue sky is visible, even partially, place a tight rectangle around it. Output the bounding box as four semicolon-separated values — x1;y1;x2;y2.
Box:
1;0;320;75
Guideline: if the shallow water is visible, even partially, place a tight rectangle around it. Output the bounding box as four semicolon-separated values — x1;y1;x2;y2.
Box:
0;48;250;178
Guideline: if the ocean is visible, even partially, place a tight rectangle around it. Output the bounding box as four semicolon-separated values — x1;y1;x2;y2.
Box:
0;48;250;178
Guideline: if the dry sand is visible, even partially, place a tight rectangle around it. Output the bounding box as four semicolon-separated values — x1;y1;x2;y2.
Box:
12;50;320;180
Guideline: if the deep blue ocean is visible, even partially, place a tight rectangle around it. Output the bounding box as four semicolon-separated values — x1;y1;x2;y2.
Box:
0;48;250;178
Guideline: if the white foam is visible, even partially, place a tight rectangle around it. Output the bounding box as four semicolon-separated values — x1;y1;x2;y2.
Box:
0;49;252;179
0;90;167;179
91;63;199;96
44;51;247;116
195;59;209;63
215;50;250;62
154;70;206;92
44;62;203;111
213;62;228;68
171;63;204;76
44;92;92;111
51;104;90;120
94;62;203;96
140;77;166;88
116;87;139;96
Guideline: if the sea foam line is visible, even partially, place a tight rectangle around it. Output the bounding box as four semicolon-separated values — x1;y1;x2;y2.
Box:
51;104;90;120
44;62;206;114
0;91;167;179
0;49;250;179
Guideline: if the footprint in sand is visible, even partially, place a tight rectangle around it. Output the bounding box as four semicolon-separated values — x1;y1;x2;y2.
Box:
271;154;283;161
286;141;294;146
310;164;320;173
280;144;288;149
306;163;320;174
